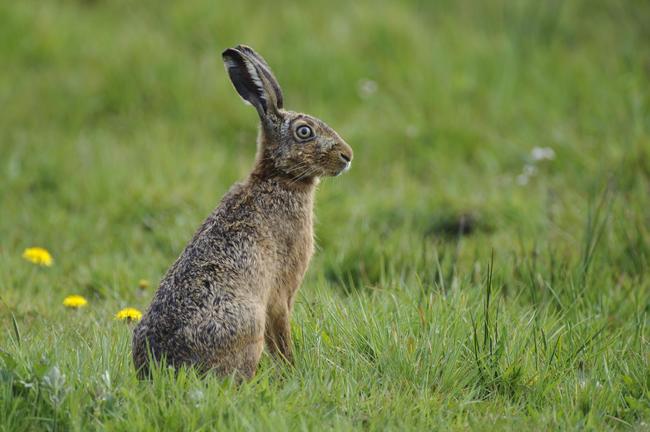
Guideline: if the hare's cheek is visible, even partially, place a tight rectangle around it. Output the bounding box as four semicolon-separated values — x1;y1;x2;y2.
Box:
320;140;336;152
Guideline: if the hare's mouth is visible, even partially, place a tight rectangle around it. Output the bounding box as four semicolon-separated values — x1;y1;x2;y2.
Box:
334;160;351;177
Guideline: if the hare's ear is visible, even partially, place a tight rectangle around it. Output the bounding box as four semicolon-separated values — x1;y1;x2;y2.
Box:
222;46;283;119
235;45;284;109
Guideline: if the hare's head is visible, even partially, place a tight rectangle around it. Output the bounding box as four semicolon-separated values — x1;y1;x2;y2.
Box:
223;45;353;181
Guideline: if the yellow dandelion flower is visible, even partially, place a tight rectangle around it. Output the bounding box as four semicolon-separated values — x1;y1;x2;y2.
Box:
115;307;142;322
63;295;88;309
138;279;150;290
22;247;53;266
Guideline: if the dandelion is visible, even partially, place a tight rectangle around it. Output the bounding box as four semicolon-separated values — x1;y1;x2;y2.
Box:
531;146;555;161
22;247;53;266
115;307;142;322
516;164;537;185
188;388;205;407
63;295;88;309
138;279;150;290
357;79;378;99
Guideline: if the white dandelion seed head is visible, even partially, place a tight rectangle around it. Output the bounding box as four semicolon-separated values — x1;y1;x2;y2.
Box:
531;146;555;161
358;79;378;99
523;164;537;176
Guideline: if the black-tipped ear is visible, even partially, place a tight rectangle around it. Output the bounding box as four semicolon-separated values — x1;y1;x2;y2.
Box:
222;45;284;119
235;45;284;109
222;47;268;117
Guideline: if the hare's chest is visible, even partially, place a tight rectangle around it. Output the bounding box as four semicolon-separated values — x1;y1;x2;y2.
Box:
277;218;313;267
270;216;313;289
292;226;314;270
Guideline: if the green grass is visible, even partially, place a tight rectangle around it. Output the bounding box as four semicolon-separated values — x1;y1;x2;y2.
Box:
1;0;649;430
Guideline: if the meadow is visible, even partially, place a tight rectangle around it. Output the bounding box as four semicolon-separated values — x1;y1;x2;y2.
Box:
1;0;649;430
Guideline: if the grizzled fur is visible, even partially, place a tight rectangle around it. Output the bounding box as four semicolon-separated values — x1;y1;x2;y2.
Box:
132;45;353;379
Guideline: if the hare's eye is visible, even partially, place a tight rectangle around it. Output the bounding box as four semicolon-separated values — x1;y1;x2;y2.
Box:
295;125;314;140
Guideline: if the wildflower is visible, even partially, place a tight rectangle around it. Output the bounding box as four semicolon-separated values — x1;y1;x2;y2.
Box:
115;307;143;322
63;295;88;309
357;79;378;99
22;247;53;266
138;279;150;290
531;146;555;161
516;164;537;185
189;388;205;407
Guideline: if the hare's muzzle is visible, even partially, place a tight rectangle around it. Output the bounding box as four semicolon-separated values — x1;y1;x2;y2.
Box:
338;152;351;173
335;143;353;175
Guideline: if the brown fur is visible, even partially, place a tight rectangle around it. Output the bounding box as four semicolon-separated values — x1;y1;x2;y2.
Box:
132;45;353;379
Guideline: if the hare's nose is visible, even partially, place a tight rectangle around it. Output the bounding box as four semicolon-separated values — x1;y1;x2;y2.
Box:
339;152;351;163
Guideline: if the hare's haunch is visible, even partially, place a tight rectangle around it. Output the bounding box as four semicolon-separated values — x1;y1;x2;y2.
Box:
132;45;353;379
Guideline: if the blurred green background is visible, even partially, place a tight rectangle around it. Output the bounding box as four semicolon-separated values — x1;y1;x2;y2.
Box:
1;0;647;299
1;0;649;430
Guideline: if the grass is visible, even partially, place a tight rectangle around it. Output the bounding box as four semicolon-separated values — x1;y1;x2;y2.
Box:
1;0;649;429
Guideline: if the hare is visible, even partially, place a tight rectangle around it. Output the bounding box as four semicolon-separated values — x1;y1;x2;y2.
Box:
132;45;353;379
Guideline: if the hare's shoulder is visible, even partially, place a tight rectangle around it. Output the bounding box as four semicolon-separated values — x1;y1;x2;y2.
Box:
167;186;268;275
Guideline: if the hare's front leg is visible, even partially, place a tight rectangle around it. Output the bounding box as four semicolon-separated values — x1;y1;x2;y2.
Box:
265;298;294;364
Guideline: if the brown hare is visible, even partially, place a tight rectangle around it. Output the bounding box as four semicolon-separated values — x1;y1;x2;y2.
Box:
132;45;353;379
